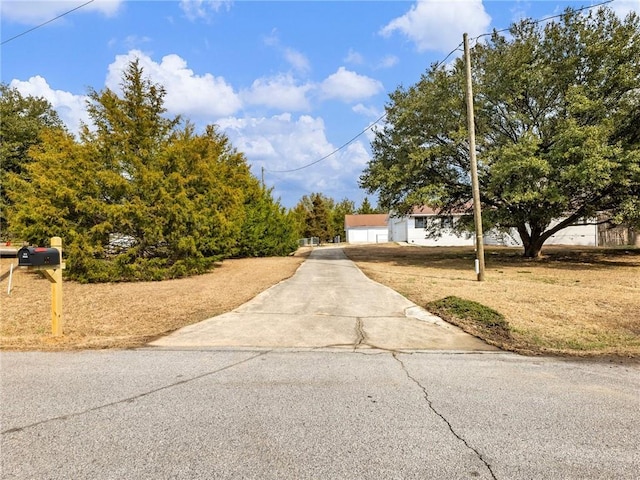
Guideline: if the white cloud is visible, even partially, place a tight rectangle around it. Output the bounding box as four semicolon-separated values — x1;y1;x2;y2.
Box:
376;55;399;69
344;141;371;168
352;103;380;118
242;74;313;111
380;0;491;53
9;76;89;134
320;67;384;102
217;113;371;204
263;28;280;47
106;50;242;118
261;30;311;75
284;48;311;74
610;0;640;18
351;104;384;144
122;35;151;50
218;114;331;170
179;0;232;22
1;0;122;24
344;49;365;65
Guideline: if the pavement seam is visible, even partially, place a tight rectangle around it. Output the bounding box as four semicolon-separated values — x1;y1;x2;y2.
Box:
354;317;366;351
1;350;270;436
392;353;498;480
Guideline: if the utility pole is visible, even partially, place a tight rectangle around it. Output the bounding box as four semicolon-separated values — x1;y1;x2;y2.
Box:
261;166;265;189
463;33;486;282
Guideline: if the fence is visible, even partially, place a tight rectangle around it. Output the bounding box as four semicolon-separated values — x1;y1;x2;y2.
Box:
298;237;320;247
597;224;638;247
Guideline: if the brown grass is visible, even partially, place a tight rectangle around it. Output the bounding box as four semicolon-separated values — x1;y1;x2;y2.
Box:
344;244;640;359
3;244;638;359
1;250;309;351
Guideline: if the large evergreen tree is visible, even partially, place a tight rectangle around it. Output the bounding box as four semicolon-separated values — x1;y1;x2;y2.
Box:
7;60;298;281
361;7;640;257
237;184;299;257
0;85;64;238
331;198;356;242
293;193;335;242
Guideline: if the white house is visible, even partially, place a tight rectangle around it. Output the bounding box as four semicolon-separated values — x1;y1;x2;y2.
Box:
535;218;598;246
345;214;389;244
388;206;475;246
387;206;599;247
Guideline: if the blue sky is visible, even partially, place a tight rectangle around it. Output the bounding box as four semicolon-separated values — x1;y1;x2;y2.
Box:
2;0;638;208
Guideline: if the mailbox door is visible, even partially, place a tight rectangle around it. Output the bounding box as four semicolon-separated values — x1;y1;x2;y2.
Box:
17;247;33;266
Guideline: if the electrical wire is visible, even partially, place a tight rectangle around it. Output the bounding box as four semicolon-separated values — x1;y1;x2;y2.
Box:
473;0;614;42
267;112;386;173
265;42;464;174
1;0;95;46
265;0;614;175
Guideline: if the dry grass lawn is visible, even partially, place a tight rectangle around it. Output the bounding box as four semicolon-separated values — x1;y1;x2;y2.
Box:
2;244;638;359
344;244;640;359
1;251;309;351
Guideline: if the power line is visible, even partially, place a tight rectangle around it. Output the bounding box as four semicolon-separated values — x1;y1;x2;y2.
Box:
267;112;386;173
265;42;464;174
1;0;95;46
473;0;614;42
265;0;613;175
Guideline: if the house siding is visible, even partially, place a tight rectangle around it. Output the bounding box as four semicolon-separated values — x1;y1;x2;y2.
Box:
390;215;474;246
345;214;389;244
390;213;598;247
346;227;388;244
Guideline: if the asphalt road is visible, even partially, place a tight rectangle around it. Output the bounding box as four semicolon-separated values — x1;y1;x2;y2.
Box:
2;247;639;478
2;349;638;479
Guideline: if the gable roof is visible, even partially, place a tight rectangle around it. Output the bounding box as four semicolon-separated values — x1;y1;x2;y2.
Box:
344;214;388;228
410;204;472;216
411;206;439;215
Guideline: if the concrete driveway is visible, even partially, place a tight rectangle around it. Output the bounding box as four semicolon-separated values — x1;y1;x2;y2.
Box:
151;246;495;351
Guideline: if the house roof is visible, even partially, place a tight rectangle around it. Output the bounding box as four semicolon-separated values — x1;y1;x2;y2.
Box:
411;206;439;215
344;214;388;228
410;204;472;216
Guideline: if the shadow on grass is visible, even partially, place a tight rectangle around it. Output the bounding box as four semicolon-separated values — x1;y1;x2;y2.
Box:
344;244;640;271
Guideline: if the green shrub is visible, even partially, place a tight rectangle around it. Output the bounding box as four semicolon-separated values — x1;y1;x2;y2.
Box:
426;296;509;330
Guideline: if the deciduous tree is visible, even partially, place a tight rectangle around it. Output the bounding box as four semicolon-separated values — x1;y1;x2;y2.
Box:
360;7;640;257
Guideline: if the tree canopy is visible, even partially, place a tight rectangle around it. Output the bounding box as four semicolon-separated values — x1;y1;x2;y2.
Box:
0;84;64;237
360;7;640;257
5;60;298;281
291;193;359;243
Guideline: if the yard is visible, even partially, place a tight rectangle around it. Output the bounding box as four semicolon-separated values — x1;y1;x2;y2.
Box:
1;244;638;360
0;252;309;351
345;244;640;359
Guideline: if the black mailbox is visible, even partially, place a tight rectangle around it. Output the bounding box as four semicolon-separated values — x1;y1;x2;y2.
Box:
17;247;61;267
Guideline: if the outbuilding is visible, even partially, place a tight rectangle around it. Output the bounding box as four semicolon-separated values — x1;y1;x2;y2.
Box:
344;214;389;244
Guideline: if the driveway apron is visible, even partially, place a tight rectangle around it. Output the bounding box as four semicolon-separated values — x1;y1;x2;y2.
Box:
151;246;496;351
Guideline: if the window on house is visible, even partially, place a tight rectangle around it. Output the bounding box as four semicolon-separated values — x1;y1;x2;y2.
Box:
440;216;454;228
414;217;427;228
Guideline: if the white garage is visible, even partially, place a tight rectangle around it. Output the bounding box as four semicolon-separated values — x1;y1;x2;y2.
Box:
345;214;389;244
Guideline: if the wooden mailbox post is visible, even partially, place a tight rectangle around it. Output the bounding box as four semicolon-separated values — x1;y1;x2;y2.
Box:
17;237;65;336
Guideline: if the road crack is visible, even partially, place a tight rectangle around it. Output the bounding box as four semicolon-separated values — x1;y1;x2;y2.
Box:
354;317;366;351
393;353;497;480
2;350;271;435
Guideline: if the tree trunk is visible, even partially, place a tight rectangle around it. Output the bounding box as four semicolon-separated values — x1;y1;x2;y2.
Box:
523;239;544;258
517;223;545;258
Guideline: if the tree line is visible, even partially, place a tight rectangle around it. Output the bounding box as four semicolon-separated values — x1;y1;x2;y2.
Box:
0;61;380;282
